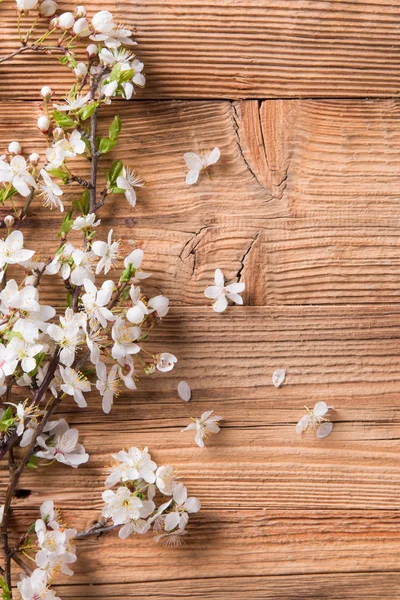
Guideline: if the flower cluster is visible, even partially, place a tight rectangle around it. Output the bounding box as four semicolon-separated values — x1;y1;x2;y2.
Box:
102;446;201;545
17;500;77;600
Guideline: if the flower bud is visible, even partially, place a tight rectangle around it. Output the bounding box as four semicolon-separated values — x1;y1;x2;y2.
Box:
39;0;58;17
29;152;40;166
4;215;14;228
73;17;90;37
52;127;63;140
8;141;22;155
74;62;88;80
58;12;74;29
86;44;98;58
16;0;38;12
37;115;51;133
40;85;53;101
74;5;87;18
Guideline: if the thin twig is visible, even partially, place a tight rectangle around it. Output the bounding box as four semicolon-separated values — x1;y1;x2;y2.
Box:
0;44;69;64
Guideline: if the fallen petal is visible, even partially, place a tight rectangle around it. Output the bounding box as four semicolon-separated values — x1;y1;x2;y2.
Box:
272;368;286;388
178;380;191;402
316;422;333;439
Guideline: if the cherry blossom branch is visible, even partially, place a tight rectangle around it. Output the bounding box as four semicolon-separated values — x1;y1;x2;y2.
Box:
0;43;69;64
75;520;121;539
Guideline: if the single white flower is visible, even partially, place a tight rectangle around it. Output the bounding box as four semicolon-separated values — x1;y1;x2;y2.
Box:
36;419;89;468
70;249;96;285
71;213;100;231
117;355;136;390
95;362;119;414
38;169;64;212
53;92;91;112
111;316;140;359
103;25;137;49
126;285;148;324
45;243;75;280
296;402;334;439
148;295;169;318
6;338;43;373
156;352;177;373
0;230;34;268
5;400;36;436
60;366;91;408
123;248;151;281
17;569;61;600
12;303;55;344
121;59;146;99
164;483;201;531
92;229;120;274
47;309;83;366
81;279;115;328
0;154;36;197
181;410;222;448
102;486;143;524
204;268;245;312
156;465;178;496
105;446;157;488
184;147;220;185
0;278;39;312
91;10;115;35
116;167;144;207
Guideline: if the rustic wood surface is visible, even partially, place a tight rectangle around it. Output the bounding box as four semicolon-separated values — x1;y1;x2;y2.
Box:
2;0;400;598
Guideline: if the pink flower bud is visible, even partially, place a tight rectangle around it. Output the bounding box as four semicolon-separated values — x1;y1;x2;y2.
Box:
86;44;98;58
39;0;58;17
37;115;50;133
58;12;74;29
74;5;87;18
52;127;63;140
29;152;40;166
40;85;53;101
4;215;14;228
8;141;22;155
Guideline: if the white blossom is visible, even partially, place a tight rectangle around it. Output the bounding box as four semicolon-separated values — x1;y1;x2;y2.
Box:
111;316;140;359
148;295;169;318
6;338;43;373
0;155;36;196
38;169;64;212
17;569;60;600
126;285;148;324
71;213;100;231
296;402;334;439
204;268;245;312
156;352;177;373
53;92;91;112
164;483;200;532
95;361;119;413
70;249;96;285
92;229;120;274
184;147;220;185
47;308;84;366
181;410;222;448
116;167;144;207
81;279;115;328
105;446;157;488
60;366;90;408
36;419;89;468
156;465;178;496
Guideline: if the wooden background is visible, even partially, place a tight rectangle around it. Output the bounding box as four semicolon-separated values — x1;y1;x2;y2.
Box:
2;0;400;598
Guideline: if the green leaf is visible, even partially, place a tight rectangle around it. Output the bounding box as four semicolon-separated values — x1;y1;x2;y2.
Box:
0;577;11;600
109;63;122;82
120;264;135;283
119;68;134;83
110;186;125;194
0;186;17;204
46;167;70;184
53;109;75;129
27;455;41;469
58;209;74;238
109;115;122;141
107;160;123;186
2;330;23;341
99;138;117;154
72;189;90;215
78;101;99;121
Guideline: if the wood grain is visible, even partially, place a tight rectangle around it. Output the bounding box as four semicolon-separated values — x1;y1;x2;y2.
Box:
2;0;400;98
1;100;400;306
4;306;400;595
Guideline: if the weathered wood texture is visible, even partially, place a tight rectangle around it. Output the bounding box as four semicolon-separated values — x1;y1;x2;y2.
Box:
1;1;400;598
2;100;400;306
2;0;400;98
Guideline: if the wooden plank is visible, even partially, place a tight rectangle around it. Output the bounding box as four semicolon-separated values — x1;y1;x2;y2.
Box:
1;100;400;306
54;573;400;599
1;1;400;98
